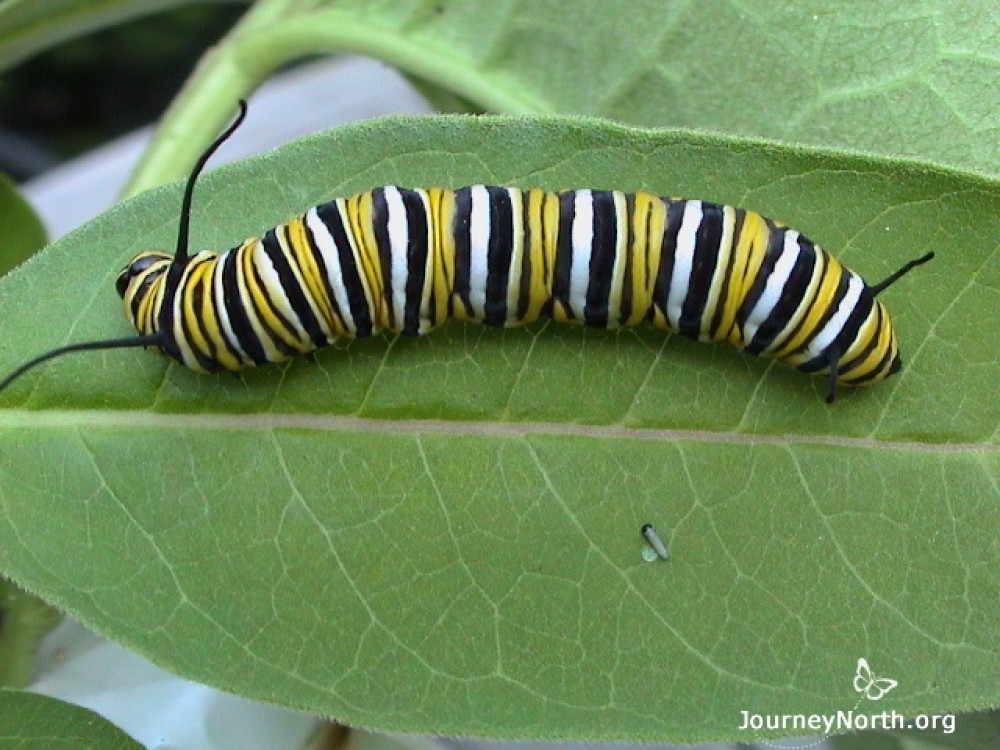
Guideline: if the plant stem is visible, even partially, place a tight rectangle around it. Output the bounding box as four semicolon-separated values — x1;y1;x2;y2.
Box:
124;4;551;196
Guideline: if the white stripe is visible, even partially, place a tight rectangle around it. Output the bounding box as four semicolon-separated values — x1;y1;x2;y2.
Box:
505;188;524;325
742;230;800;344
415;189;434;334
699;205;736;340
278;224;333;341
213;247;243;358
762;246;826;355
173;262;199;369
808;273;865;359
666;200;703;330
252;243;308;340
468;185;491;320
305;206;357;334
569;190;594;318
608;191;628;328
384;186;410;331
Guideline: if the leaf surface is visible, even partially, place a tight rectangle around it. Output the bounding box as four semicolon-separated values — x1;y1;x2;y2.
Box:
0;690;144;749
0;116;996;742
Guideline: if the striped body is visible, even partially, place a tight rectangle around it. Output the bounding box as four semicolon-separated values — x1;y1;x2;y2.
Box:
119;186;902;388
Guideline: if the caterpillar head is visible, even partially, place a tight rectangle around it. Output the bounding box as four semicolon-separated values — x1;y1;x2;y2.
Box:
819;253;933;403
116;250;174;337
0;103;249;396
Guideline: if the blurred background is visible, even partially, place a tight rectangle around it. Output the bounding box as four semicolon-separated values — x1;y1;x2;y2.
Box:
0;5;243;180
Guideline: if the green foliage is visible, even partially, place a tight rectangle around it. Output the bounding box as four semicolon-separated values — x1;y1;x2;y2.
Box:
0;689;144;749
0;579;61;687
0;117;997;742
0;0;997;745
0;0;243;71
828;709;1000;750
0;173;46;276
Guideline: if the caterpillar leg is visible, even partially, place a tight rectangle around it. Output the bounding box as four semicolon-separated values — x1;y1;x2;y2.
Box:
825;347;841;404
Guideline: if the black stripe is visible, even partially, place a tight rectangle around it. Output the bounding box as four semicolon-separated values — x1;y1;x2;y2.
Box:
220;246;269;365
708;208;747;338
736;219;785;333
651;199;686;325
678;201;724;338
553;191;577;319
179;262;223;372
371;188;395;330
824;280;876;373
301;208;347;336
746;234;817;354
452;187;474;317
203;258;245;366
130;269;161;322
317;199;374;337
839;300;886;383
584;190;617;328
484;186;514;327
400;188;429;336
245;238;300;359
796;270;853;373
262;227;327;347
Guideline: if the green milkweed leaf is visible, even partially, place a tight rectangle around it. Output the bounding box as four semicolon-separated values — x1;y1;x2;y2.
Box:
0;689;145;749
0;116;996;743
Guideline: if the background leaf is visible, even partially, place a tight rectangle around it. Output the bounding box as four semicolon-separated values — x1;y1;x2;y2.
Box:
0;116;996;742
0;172;47;276
109;0;1000;192
0;689;145;749
0;0;245;72
0;579;61;687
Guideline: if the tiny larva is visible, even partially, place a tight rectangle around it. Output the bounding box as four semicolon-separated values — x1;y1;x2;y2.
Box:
0;102;933;402
641;524;670;561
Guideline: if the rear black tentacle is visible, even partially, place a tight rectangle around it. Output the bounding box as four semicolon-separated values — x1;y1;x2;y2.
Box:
871;252;935;296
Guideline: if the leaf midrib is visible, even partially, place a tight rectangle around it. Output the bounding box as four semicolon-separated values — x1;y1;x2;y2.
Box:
0;409;988;452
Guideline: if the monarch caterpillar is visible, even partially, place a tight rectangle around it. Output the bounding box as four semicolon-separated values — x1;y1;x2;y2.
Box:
0;101;933;403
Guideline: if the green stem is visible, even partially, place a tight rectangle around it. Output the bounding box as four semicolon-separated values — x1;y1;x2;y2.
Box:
124;5;552;195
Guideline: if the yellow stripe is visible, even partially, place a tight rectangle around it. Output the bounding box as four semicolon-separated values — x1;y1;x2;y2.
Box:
770;252;846;360
414;188;436;334
193;259;242;371
285;215;340;338
520;188;553;322
605;191;628;328
504;188;525;326
630;192;665;327
239;241;302;357
762;247;826;356
701;205;736;341
347;193;385;330
842;303;894;382
724;210;770;347
428;188;456;329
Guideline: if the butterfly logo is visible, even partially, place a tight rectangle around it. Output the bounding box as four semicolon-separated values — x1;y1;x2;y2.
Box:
853;657;898;701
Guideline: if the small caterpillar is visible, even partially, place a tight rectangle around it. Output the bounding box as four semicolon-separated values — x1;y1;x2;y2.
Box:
0;102;933;402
